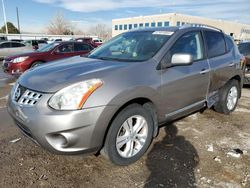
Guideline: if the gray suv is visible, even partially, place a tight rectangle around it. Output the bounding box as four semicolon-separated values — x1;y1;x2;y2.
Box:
7;26;244;165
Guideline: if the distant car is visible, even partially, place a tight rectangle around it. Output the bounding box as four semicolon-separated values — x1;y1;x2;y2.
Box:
238;42;250;84
93;39;103;46
47;39;63;44
75;37;97;48
0;41;32;61
24;40;48;50
2;41;94;75
0;36;7;41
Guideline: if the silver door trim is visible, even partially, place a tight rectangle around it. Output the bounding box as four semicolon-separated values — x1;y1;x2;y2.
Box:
165;100;206;118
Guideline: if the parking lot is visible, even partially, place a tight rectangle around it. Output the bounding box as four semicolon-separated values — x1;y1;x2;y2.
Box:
0;68;249;188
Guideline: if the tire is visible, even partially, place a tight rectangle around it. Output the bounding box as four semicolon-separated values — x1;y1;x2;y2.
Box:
102;104;154;166
31;61;43;68
214;80;240;114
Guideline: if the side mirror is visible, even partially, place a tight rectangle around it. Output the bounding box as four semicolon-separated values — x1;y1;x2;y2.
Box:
171;53;193;66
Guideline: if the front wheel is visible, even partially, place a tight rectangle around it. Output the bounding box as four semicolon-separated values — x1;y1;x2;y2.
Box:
214;80;240;114
102;104;154;165
31;61;44;68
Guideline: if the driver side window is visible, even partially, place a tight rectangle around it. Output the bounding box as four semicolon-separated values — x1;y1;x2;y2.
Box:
57;43;74;53
164;31;204;63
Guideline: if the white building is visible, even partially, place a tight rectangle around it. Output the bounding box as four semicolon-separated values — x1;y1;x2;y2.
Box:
112;13;250;40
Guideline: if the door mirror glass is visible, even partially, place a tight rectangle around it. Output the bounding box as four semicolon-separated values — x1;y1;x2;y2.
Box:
171;53;193;65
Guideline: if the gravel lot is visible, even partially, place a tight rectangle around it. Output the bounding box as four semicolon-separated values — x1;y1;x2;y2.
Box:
0;69;249;188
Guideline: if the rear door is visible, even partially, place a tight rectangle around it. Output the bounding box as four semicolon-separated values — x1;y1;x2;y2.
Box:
203;30;236;93
160;31;210;117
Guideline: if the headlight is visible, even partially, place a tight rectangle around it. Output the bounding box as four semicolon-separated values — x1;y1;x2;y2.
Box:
12;56;29;63
48;79;103;110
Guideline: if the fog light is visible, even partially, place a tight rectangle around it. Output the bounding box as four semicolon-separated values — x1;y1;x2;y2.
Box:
46;132;78;151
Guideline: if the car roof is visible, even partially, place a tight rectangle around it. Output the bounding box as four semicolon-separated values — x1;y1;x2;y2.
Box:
127;25;223;34
0;41;24;44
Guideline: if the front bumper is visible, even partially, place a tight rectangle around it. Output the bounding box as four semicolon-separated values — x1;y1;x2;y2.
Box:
2;60;28;75
7;90;117;155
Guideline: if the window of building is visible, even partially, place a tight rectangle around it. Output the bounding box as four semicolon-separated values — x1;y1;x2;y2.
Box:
177;21;181;26
157;22;162;27
151;22;156;27
139;23;143;27
134;24;138;28
204;31;226;58
124;24;128;30
129;24;133;30
164;21;169;27
145;23;149;27
119;25;123;30
182;22;185;26
115;25;118;30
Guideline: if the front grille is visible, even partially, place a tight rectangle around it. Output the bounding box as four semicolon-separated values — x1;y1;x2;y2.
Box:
13;84;43;106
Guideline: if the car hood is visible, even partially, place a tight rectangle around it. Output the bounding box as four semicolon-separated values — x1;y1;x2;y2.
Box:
18;56;130;92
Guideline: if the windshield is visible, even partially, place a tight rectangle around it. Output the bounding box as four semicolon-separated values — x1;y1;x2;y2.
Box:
238;43;250;56
88;31;173;62
37;42;59;52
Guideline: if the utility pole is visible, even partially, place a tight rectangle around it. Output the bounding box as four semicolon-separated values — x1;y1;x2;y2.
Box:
16;7;21;37
1;0;8;34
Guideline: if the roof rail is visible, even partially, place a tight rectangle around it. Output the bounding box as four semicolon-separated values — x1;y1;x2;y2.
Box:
180;23;223;32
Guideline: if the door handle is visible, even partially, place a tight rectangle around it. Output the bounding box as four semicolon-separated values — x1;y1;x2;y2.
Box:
200;69;210;74
228;63;236;67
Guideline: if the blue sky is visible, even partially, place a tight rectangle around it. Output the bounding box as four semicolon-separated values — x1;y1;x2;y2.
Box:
0;0;250;33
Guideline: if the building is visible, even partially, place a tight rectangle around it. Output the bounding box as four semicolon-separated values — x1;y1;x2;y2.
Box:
112;13;250;40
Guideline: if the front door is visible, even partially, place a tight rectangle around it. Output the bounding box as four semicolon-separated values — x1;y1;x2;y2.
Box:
160;31;210;117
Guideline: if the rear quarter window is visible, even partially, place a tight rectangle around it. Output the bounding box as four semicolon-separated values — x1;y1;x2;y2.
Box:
225;36;235;52
204;31;226;58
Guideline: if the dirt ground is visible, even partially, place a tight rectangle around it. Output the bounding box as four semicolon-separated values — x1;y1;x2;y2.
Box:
0;69;249;188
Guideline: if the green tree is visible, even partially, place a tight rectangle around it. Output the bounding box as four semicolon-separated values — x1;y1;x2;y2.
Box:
0;22;20;34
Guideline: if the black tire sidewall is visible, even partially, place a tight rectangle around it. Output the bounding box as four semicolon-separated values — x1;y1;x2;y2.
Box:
104;104;154;166
220;80;240;114
31;61;43;68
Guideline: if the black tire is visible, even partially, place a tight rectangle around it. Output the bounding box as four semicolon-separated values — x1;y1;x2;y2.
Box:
214;80;240;114
102;104;154;166
31;61;43;68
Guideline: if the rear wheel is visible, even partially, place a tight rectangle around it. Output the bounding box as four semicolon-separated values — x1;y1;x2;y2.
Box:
102;104;154;165
214;80;240;114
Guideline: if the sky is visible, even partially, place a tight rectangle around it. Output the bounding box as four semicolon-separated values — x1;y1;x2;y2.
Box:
0;0;250;33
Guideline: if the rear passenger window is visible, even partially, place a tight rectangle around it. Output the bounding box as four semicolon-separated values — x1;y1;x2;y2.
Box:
204;31;226;58
12;42;25;48
167;31;204;61
0;42;11;48
74;43;91;51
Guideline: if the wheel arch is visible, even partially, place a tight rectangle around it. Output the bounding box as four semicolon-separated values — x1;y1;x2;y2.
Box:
100;97;159;153
30;60;46;68
229;75;242;98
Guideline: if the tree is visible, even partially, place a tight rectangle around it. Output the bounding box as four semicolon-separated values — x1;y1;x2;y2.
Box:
88;24;112;41
0;22;20;34
47;12;73;35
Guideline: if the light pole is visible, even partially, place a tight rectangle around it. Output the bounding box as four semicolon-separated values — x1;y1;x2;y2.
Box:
1;0;8;34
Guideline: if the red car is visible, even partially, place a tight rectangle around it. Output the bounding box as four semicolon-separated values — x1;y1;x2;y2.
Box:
2;41;93;76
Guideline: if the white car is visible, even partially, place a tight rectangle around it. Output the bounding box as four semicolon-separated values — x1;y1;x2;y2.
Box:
0;41;32;60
